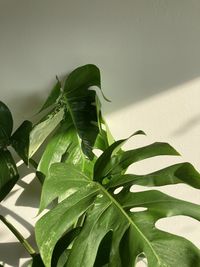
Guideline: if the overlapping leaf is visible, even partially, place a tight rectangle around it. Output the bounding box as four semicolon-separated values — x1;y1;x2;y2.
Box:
36;139;200;267
62;64;106;159
36;65;110;183
37;115;95;181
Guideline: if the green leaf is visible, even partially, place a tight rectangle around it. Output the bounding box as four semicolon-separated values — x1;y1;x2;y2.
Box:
0;150;19;201
94;140;176;183
38;163;92;213
51;227;81;267
93;131;145;182
27;254;45;267
29;107;64;158
0;101;13;148
36;184;99;267
108;162;200;189
36;138;200;267
11;120;32;165
63;64;103;159
37;116;95;181
37;119;73;178
38;80;62;113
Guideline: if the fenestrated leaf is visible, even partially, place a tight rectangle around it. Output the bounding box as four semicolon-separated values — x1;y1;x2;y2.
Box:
94;141;179;183
65;184;200;267
0;101;13;148
38;79;62;113
36;137;200;267
63;64;103;160
0;150;19;201
29;107;64;158
117;190;200;267
11;120;32;165
108;162;200;189
94;131;145;182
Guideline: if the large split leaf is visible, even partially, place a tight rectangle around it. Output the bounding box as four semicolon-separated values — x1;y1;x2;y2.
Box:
107;162;200;189
36;140;200;267
0;101;13;148
0;150;19;201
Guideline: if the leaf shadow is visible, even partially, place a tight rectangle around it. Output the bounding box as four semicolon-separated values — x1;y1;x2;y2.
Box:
171;114;200;137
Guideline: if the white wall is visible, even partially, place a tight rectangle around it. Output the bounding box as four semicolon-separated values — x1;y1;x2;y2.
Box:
1;1;200;266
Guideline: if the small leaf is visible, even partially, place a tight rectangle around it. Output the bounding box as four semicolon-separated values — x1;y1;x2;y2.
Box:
11;120;32;165
0;150;19;201
38;80;62;113
0;101;13;148
29;107;64;158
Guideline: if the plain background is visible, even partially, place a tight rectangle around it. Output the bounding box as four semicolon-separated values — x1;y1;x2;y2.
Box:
1;1;200;266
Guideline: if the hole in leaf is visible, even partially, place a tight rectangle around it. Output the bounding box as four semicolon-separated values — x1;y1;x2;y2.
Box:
21;173;36;183
93;149;103;157
130;185;150;193
130;207;147;213
155;215;200;248
114;186;123;194
16;160;24;167
119;228;148;266
135;256;148;267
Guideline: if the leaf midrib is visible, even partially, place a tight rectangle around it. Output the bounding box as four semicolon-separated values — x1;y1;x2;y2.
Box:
63;96;85;169
98;183;162;265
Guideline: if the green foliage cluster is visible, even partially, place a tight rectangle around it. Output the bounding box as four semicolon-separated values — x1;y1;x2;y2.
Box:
0;65;200;267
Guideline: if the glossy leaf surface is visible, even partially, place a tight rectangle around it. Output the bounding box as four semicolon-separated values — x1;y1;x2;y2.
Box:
37;116;96;181
36;140;200;267
63;64;102;159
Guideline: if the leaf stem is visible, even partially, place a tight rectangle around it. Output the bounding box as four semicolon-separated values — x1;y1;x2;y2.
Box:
0;215;36;257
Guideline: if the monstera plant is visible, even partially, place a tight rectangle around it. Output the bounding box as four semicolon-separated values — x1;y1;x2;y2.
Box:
0;64;200;267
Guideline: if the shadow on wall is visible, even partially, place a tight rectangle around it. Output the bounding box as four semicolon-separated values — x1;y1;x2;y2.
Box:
171;113;200;137
1;1;200;117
